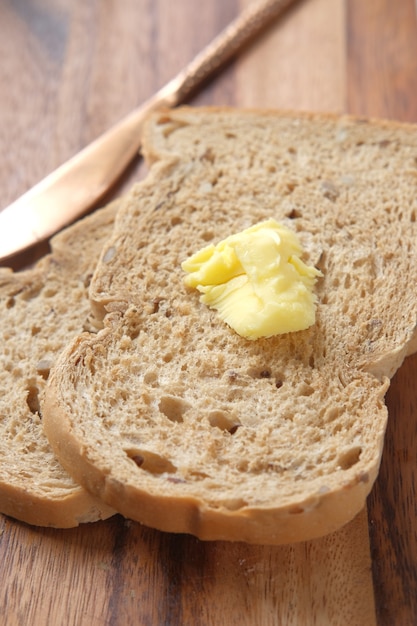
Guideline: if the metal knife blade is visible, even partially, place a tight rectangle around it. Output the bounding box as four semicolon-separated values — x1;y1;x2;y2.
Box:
0;0;300;262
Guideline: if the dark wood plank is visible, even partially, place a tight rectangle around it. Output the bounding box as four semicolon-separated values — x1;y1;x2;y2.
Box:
346;1;417;623
0;510;375;625
370;355;417;626
346;0;417;122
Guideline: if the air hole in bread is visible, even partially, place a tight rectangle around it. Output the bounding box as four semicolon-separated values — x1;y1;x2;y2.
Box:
200;147;215;163
298;382;314;396
43;287;58;298
259;369;271;378
316;250;327;272
285;182;298;196
286;207;302;218
324;406;340;422
6;297;15;309
188;470;210;480
143;370;158;385
82;272;93;288
201;229;215;242
208;410;241;434
170;216;182;227
338;446;362;470
151;297;163;313
246;367;284;389
31;325;41;336
26;385;40;415
247;367;270;379
211;171;223;186
378;139;391;149
126;325;140;340
126;449;177;475
158;395;191;423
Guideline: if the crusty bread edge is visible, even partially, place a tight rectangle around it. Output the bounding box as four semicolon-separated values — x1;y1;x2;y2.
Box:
44;331;389;544
0;479;114;528
141;105;417;164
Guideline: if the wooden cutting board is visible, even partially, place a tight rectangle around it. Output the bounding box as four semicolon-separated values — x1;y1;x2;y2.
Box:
1;1;417;624
0;510;374;625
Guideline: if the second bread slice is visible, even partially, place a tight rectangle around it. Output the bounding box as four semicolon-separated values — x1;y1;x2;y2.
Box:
0;203;118;527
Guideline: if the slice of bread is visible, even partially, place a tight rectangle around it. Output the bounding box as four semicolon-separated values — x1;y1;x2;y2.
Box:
0;203;117;527
44;107;417;543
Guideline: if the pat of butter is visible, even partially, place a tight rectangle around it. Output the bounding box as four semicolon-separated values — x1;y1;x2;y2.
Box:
181;219;322;340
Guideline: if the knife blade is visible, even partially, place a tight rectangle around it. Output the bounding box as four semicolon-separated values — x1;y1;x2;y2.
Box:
0;0;300;262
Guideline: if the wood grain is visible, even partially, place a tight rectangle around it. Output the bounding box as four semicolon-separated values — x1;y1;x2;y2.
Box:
369;357;417;626
236;0;346;112
346;0;417;121
0;510;374;626
0;0;417;624
346;2;417;624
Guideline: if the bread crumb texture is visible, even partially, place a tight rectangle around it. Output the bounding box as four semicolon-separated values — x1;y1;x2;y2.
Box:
45;108;417;542
0;203;117;526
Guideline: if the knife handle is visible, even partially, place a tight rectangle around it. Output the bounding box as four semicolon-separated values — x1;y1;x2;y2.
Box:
78;0;301;179
163;0;299;106
0;0;300;260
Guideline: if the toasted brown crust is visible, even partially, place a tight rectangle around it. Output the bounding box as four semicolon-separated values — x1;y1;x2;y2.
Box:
45;376;383;543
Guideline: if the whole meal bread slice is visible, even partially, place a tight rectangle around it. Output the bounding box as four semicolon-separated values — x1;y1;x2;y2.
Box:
0;203;117;527
44;107;417;543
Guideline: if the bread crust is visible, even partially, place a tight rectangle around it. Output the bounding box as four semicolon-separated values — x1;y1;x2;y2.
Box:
0;478;112;528
45;364;385;543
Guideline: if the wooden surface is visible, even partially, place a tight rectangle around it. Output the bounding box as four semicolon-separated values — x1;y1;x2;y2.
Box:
1;0;417;624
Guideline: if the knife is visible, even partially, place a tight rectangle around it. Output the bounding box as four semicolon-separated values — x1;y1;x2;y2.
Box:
0;0;300;262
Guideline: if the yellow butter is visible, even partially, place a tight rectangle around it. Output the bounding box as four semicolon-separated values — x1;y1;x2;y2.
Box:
182;219;322;340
